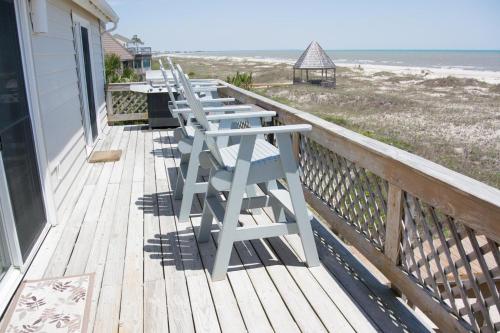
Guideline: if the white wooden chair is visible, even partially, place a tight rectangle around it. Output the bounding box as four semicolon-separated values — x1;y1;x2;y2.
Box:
173;65;275;222
178;65;320;281
158;59;249;141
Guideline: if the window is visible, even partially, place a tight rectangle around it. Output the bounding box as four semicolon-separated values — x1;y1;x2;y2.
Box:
134;60;141;68
143;58;151;69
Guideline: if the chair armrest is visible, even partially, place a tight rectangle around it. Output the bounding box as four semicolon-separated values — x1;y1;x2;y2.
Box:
205;124;312;137
192;86;219;93
206;111;275;121
174;98;236;105
190;81;219;86
173;105;252;114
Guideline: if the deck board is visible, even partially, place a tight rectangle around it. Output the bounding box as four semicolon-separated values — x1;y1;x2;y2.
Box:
30;125;431;333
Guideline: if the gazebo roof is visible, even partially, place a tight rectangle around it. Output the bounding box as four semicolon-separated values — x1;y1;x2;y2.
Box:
294;41;336;69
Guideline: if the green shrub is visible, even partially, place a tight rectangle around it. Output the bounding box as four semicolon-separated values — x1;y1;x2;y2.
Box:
105;53;139;83
226;71;253;90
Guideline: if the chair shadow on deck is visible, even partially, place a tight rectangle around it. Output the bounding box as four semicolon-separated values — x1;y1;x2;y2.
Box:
135;141;430;332
136;188;304;274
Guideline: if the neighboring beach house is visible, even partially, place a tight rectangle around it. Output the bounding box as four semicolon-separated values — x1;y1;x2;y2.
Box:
102;32;134;69
113;33;152;77
112;33;132;47
0;0;117;312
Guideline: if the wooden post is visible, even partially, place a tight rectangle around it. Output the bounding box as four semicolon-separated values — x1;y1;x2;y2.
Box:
292;132;300;160
106;89;114;118
306;69;309;82
384;183;404;294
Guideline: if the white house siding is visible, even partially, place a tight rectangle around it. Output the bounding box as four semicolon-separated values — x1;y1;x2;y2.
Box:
30;0;108;215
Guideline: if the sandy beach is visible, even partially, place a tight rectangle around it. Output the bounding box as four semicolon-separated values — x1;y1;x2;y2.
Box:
160;53;500;84
155;54;500;189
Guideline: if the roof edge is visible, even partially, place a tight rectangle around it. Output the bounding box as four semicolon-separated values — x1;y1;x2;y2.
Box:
72;0;119;23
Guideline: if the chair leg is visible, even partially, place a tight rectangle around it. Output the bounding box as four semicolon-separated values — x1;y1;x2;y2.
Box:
198;170;219;243
276;133;320;267
211;135;256;281
178;131;204;223
265;181;286;222
245;185;261;215
198;204;214;243
174;165;184;200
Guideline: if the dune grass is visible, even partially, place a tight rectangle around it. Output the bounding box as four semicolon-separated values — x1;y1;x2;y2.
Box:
161;56;500;188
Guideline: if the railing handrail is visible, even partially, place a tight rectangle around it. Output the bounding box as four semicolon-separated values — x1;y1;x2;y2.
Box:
217;79;500;243
127;46;152;55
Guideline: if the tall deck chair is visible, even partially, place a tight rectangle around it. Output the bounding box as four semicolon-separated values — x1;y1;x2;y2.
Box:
174;65;275;222
157;61;261;159
158;59;243;141
178;65;320;281
166;57;218;90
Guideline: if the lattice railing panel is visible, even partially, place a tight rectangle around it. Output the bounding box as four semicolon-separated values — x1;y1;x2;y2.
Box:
111;91;147;114
400;193;500;332
298;135;389;250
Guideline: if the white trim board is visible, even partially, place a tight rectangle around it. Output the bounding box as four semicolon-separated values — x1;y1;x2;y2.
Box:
71;11;102;154
14;0;58;227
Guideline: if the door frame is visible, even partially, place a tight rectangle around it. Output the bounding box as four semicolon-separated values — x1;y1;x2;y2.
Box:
13;0;57;229
72;12;101;154
0;0;55;314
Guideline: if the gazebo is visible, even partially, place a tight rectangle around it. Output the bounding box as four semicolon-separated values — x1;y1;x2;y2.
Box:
293;41;336;88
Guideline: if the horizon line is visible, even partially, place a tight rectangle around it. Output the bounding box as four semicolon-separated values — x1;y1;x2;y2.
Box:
160;48;500;52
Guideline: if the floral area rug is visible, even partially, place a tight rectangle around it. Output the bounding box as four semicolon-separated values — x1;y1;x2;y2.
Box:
1;274;94;333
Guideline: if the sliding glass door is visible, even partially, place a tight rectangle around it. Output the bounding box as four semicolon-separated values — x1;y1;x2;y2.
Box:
0;0;47;266
0;216;11;281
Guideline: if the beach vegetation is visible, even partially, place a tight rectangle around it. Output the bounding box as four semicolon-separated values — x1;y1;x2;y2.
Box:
489;84;500;93
372;71;395;77
226;71;253;89
419;76;486;88
105;53;139;83
386;74;420;83
167;56;500;188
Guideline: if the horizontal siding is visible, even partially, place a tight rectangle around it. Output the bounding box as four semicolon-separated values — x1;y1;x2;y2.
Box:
32;0;107;209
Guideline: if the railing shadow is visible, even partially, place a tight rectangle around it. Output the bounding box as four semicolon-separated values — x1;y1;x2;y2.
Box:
311;218;432;332
149;148;176;158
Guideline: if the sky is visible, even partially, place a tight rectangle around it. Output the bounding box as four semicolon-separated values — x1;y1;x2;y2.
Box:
107;0;500;51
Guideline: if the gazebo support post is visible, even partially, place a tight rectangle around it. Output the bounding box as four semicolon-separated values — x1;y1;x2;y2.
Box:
306;69;309;82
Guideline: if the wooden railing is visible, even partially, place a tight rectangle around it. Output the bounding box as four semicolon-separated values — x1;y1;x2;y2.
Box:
106;82;148;124
105;79;500;332
218;81;500;333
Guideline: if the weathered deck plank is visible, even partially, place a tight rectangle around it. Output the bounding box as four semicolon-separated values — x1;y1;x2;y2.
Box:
32;125;430;333
160;130;255;333
153;130;221;333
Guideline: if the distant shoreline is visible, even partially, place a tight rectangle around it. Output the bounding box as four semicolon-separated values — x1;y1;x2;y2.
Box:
157;53;500;84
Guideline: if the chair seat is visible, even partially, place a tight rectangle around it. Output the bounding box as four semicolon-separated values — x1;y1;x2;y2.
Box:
219;139;280;171
184;125;196;138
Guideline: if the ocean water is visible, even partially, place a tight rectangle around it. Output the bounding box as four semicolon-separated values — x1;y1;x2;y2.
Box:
181;50;500;72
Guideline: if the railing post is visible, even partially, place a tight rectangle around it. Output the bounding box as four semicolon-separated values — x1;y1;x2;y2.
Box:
106;89;114;118
292;132;300;160
384;183;404;293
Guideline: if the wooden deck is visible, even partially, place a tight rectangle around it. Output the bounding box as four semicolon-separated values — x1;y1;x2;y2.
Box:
20;125;431;333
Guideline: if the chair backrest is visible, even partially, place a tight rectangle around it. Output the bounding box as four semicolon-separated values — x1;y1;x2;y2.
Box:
158;59;177;103
177;64;224;164
167;57;181;88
